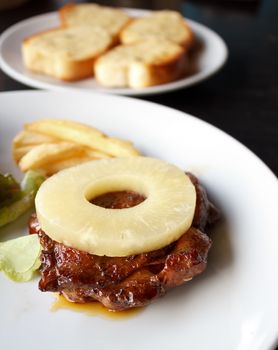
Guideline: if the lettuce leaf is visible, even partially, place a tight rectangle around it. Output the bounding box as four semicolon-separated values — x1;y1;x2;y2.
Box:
0;173;21;207
0;170;45;227
21;170;46;196
0;234;41;282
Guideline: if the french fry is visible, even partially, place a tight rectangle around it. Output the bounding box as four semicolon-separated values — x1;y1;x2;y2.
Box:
25;119;140;157
13;130;63;164
13;130;59;147
13;145;34;163
40;146;112;175
12;131;112;166
18;142;84;173
43;155;99;175
84;147;112;159
13;118;141;176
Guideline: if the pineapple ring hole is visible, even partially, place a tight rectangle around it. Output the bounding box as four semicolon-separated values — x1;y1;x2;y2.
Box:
90;190;146;209
84;175;149;210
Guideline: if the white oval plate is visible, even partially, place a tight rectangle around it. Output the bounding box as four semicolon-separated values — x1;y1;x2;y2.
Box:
0;9;228;96
0;91;277;350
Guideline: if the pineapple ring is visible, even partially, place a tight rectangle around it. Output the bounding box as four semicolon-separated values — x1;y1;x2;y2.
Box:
35;157;196;257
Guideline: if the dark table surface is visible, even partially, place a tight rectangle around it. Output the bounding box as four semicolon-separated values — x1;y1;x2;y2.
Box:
0;0;277;178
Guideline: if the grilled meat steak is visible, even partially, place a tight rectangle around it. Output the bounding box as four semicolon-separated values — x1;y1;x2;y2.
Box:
29;173;219;310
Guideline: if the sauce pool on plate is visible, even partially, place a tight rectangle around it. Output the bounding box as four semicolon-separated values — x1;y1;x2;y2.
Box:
51;294;143;319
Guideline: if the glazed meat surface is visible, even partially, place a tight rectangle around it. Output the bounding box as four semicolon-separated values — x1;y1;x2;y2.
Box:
29;173;219;310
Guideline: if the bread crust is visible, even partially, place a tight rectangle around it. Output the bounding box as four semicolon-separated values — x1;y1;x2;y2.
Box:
59;3;75;27
135;50;187;87
177;20;194;49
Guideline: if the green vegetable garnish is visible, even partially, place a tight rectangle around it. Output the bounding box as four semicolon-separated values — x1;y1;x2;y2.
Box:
0;234;41;282
21;170;46;196
0;173;21;207
0;170;45;227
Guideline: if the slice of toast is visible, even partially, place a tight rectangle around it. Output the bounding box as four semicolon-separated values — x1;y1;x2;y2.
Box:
94;39;187;88
22;26;113;81
120;10;193;49
59;3;131;38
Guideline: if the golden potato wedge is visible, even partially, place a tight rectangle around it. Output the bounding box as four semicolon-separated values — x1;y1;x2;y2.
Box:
25;119;140;157
18;142;84;173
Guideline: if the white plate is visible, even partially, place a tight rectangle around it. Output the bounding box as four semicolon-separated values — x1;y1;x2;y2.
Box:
0;9;228;96
0;91;277;350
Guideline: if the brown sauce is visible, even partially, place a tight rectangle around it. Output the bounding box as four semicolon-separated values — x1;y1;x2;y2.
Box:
51;294;143;319
90;190;145;209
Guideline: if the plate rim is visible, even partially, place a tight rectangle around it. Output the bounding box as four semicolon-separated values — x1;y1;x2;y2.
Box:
0;90;277;350
0;9;228;96
0;88;277;184
0;88;276;184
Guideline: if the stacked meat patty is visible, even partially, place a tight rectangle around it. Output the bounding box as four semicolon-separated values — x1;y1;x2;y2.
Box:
29;173;219;311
